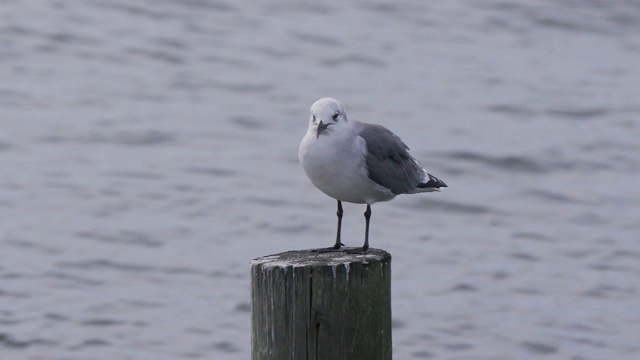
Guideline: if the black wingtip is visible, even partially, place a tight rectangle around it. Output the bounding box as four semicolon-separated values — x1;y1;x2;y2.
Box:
418;174;448;189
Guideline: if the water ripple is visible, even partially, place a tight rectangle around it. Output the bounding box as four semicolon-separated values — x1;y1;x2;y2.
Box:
546;107;610;120
320;54;386;68
81;319;126;327
444;151;547;174
408;198;494;214
56;259;203;276
75;230;164;247
521;341;558;355
123;46;186;65
523;189;579;203
292;32;343;47
171;76;274;93
39;130;177;146
185;166;237;177
0;333;55;349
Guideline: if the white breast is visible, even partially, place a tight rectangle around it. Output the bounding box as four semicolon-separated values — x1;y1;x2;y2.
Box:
299;128;395;204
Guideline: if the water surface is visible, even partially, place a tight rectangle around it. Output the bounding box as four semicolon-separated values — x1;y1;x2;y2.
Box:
2;1;640;359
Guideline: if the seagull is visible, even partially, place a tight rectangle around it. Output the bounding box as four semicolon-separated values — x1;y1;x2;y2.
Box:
299;97;447;253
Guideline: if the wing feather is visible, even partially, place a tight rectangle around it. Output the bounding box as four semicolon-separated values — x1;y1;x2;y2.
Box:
359;124;424;195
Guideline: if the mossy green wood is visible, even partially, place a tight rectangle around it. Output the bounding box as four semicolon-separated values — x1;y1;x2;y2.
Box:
251;249;392;360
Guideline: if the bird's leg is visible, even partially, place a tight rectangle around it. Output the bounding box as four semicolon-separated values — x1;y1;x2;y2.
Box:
347;204;371;254
333;200;344;249
312;201;346;253
363;204;371;250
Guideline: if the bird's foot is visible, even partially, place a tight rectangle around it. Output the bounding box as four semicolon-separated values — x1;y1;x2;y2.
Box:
311;243;345;253
345;246;370;254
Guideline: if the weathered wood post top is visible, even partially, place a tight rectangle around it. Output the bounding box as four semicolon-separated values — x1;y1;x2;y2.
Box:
251;249;392;360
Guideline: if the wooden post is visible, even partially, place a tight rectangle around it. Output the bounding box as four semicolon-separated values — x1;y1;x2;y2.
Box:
251;249;392;360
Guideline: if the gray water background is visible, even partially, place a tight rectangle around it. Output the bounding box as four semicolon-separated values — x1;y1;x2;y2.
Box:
2;1;640;359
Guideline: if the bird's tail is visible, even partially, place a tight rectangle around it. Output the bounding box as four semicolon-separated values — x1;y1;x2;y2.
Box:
411;173;447;193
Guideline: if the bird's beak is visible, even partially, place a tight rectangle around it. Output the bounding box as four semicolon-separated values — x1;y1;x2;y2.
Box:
316;121;330;138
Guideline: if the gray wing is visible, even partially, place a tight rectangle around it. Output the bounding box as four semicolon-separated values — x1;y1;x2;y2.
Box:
359;123;424;195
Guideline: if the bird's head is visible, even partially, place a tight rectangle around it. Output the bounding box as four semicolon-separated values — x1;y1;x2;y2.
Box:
309;97;349;138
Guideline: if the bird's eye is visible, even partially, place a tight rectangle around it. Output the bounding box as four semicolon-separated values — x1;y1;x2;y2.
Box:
312;115;316;123
332;113;339;121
